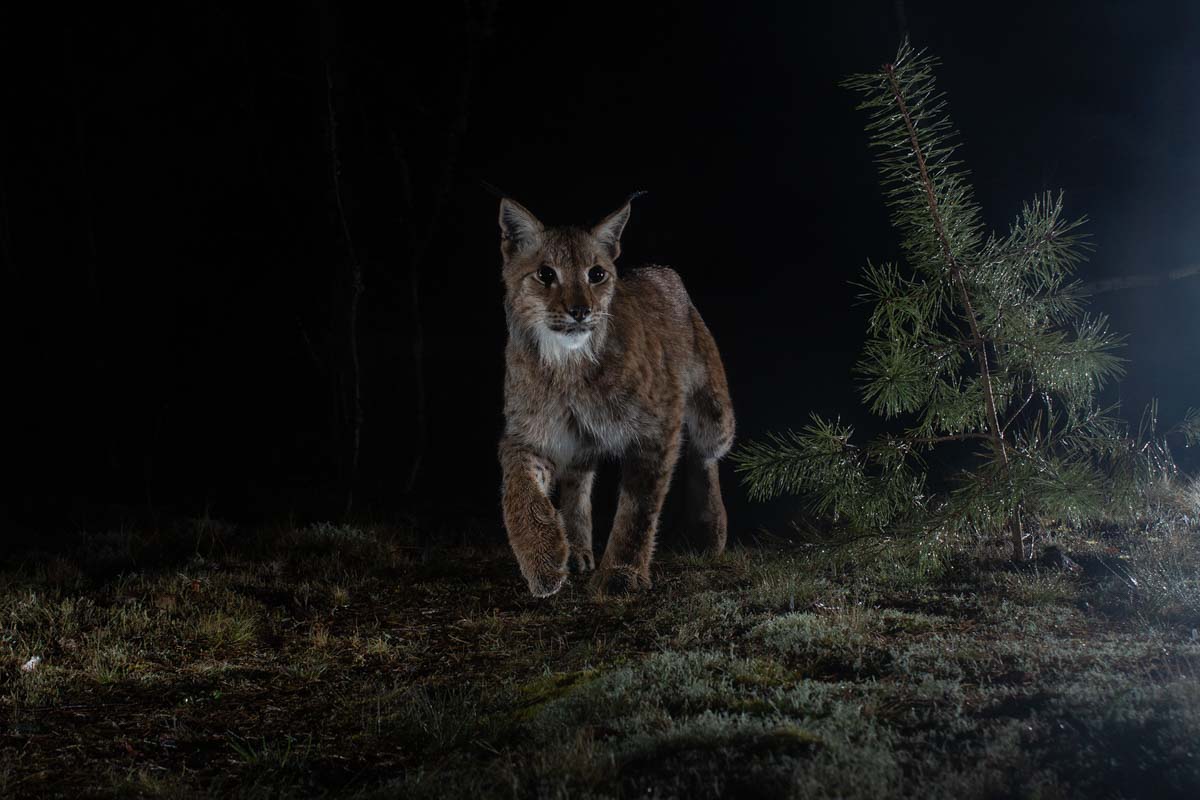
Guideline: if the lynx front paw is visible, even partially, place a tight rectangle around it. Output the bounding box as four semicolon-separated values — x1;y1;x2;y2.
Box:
526;563;568;597
505;501;570;597
589;565;651;598
513;530;569;597
516;543;569;597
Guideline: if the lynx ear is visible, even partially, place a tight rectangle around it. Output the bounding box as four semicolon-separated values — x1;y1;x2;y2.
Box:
592;196;638;260
499;198;543;259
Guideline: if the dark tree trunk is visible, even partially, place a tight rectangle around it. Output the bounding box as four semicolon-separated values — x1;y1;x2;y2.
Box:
392;0;498;498
318;8;364;518
0;134;13;278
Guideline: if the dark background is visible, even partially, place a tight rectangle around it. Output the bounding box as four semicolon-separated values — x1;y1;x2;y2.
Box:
3;1;1198;543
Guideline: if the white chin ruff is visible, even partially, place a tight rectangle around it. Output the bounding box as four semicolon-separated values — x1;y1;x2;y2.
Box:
533;327;595;365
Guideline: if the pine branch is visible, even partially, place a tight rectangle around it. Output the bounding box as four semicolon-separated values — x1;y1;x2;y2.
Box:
1168;407;1200;448
880;54;1007;463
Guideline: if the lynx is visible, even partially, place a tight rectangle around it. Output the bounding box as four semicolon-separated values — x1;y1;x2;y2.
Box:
498;196;735;597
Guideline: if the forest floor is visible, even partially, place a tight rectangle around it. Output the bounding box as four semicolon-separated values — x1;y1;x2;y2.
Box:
2;505;1199;799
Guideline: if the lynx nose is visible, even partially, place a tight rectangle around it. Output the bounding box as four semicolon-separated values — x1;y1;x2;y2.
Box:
567;305;591;322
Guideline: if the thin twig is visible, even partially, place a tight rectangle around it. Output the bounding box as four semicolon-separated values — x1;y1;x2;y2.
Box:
906;432;992;446
1001;388;1036;436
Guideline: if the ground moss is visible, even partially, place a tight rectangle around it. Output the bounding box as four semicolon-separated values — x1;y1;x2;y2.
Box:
509;668;601;722
2;521;1198;798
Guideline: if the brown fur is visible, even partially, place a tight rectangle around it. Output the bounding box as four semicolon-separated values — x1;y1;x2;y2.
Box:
498;197;735;597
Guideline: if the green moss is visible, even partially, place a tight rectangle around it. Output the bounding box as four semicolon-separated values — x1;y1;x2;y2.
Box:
621;721;823;770
509;668;600;722
877;609;948;633
729;657;804;689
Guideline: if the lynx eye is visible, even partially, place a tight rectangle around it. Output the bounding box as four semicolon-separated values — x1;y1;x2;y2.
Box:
588;266;608;284
536;266;556;286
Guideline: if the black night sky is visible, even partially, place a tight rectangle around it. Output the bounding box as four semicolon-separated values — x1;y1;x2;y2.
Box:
4;1;1199;541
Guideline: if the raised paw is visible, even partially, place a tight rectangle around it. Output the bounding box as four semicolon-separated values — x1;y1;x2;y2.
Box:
504;497;570;598
520;548;568;597
511;524;569;598
589;565;651;598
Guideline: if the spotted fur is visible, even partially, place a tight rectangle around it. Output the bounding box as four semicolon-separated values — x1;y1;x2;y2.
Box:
498;197;735;597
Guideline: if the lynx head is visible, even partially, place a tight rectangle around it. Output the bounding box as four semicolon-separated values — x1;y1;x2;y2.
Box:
499;197;632;365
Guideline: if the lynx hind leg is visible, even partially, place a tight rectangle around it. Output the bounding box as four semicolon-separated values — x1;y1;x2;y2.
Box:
684;449;728;558
684;325;735;557
499;437;569;597
593;432;682;597
558;468;596;573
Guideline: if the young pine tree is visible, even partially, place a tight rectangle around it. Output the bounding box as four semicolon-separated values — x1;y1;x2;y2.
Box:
735;41;1161;562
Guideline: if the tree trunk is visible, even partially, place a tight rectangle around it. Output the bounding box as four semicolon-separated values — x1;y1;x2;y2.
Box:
320;44;363;518
393;0;497;497
884;61;1023;561
1009;509;1024;562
